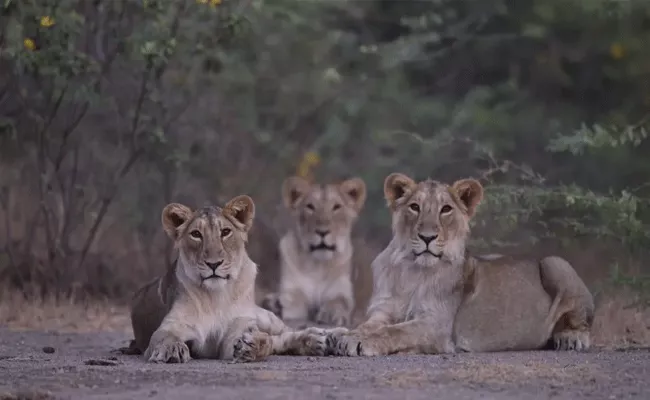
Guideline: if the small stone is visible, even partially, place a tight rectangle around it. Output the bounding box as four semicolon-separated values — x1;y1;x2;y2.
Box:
42;346;56;354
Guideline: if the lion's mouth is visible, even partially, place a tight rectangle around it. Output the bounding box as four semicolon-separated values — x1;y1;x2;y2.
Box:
309;243;336;252
202;274;231;281
414;249;442;258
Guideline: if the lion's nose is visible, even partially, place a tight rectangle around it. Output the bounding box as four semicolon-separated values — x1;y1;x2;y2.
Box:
315;229;329;238
205;260;224;272
418;234;438;245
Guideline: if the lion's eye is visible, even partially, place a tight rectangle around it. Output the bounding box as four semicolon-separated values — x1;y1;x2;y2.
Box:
306;203;315;211
440;205;453;214
409;203;420;213
190;230;202;239
221;228;232;237
332;204;341;211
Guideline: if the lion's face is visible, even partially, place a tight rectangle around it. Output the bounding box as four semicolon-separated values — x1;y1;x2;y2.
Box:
161;195;255;290
384;173;484;268
282;176;367;261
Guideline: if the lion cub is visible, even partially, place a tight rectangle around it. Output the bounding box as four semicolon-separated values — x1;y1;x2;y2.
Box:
261;176;366;327
327;173;594;356
129;195;327;363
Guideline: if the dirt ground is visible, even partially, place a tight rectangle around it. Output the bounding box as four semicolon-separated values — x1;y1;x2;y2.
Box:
0;329;649;400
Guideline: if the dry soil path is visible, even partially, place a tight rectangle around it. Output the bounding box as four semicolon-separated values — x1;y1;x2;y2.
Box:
0;329;649;400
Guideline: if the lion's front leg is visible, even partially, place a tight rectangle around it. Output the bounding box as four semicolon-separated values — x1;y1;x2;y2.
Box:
231;308;328;362
328;319;454;357
232;328;275;363
243;328;327;358
325;313;390;355
145;329;192;363
258;308;328;357
143;306;202;364
231;327;328;363
316;278;354;327
261;288;309;322
220;317;258;361
316;296;353;327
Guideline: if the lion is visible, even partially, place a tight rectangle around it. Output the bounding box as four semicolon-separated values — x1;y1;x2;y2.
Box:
128;195;327;363
261;176;367;327
326;173;594;356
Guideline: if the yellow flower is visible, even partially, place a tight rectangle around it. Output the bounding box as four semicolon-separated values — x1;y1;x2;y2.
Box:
609;43;625;60
23;38;36;51
303;151;320;165
40;16;55;28
296;151;320;179
210;0;222;5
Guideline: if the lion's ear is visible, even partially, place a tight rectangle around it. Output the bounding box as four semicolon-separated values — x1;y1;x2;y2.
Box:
282;176;311;209
384;173;417;209
451;178;484;217
339;177;367;212
224;195;255;232
162;203;193;240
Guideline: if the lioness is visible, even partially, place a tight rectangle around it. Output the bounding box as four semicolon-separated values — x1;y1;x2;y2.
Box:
327;173;594;356
129;195;327;363
261;176;367;326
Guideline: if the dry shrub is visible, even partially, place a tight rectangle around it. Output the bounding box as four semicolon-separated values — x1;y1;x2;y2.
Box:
0;172;165;300
592;291;650;349
0;286;130;333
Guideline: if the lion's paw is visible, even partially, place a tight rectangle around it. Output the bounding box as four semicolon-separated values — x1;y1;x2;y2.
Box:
325;330;378;357
553;330;590;352
145;339;190;364
325;329;345;356
232;331;260;363
296;330;327;356
331;334;362;357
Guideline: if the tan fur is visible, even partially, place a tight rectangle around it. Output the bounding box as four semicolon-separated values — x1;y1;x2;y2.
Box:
129;195;327;363
261;176;366;327
326;173;594;356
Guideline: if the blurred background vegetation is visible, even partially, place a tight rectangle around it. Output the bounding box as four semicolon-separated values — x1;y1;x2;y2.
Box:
1;0;649;308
